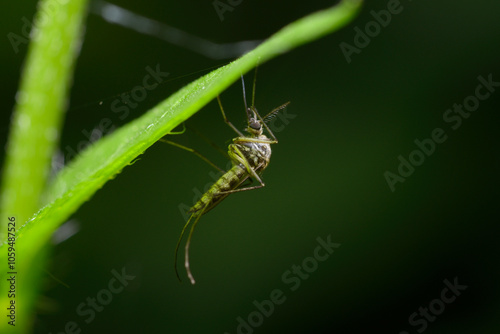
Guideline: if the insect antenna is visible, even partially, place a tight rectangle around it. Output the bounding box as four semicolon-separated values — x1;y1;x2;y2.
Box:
241;65;259;108
255;101;289;142
240;74;256;124
241;74;249;111
263;102;290;123
241;65;262;123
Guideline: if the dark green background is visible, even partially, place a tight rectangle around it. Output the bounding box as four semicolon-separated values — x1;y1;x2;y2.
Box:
1;0;499;333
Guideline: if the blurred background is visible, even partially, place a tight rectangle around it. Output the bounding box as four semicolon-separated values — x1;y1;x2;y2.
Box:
1;0;499;333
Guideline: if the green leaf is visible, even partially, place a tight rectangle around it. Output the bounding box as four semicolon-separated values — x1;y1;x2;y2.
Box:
0;0;362;332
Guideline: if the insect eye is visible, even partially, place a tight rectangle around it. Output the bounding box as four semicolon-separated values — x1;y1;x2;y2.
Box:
249;121;261;130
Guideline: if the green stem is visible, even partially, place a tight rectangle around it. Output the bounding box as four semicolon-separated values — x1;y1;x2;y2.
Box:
0;0;88;332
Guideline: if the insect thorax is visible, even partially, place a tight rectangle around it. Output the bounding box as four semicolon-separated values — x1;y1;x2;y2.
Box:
234;135;272;171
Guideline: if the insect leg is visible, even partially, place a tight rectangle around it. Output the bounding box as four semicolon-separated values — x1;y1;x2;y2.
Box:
174;211;196;282
233;137;277;145
187;124;230;160
216;148;266;195
184;202;210;284
240;177;253;187
217;182;265;194
217;95;244;137
232;146;266;186
159;139;224;173
168;122;187;135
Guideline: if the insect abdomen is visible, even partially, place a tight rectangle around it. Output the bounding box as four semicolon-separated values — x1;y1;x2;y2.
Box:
189;165;247;214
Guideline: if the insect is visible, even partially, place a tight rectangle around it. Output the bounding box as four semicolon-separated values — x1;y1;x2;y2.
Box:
163;72;289;284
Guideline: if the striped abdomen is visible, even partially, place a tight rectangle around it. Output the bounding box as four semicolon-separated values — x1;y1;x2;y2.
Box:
189;164;248;215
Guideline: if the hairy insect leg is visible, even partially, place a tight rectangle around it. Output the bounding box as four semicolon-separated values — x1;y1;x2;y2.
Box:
159;139;224;173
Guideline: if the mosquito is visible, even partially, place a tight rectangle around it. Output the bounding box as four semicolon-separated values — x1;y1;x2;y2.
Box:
161;71;289;284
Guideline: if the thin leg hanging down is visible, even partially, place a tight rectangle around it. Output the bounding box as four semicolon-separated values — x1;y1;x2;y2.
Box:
183;205;208;285
174;201;209;284
174;212;195;282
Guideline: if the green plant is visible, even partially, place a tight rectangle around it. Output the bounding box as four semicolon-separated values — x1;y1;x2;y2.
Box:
0;0;362;332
